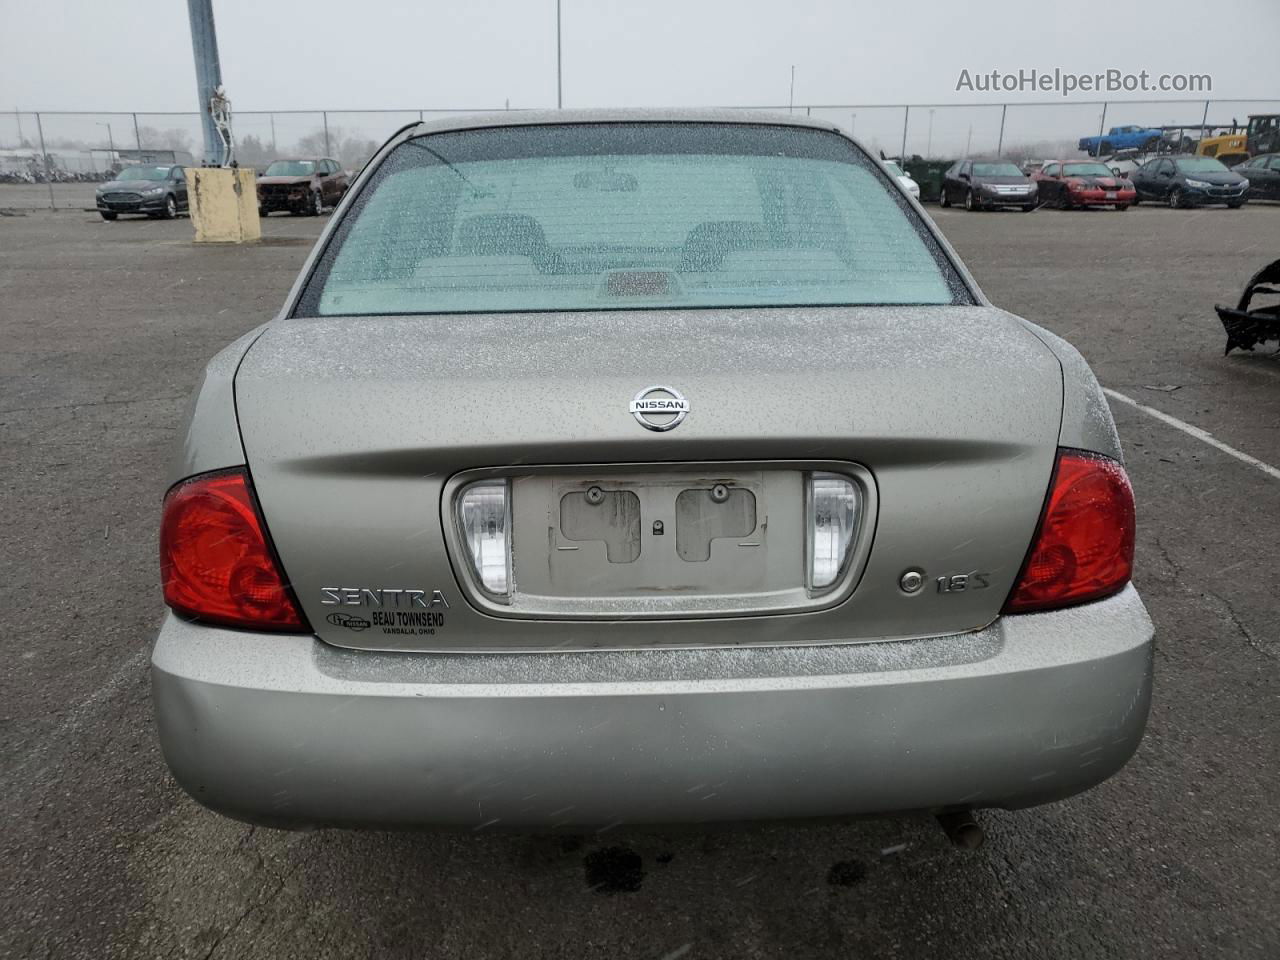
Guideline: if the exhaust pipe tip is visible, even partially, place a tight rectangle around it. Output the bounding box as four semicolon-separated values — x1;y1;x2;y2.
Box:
936;810;985;850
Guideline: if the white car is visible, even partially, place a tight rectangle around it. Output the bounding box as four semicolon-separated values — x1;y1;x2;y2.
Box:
1099;151;1151;179
884;159;920;199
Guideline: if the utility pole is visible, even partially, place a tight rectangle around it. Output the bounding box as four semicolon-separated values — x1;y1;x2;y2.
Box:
556;0;562;109
789;65;795;112
927;108;934;158
97;122;116;174
184;0;258;241
98;122;115;157
34;112;54;211
186;0;225;166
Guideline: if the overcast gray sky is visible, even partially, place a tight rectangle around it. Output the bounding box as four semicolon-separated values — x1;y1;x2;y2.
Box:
4;0;1279;112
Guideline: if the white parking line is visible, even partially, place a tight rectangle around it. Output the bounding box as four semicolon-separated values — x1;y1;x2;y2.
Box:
1104;388;1280;483
4;647;149;788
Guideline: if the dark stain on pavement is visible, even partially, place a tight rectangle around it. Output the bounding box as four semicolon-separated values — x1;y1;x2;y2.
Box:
584;846;645;894
827;860;868;887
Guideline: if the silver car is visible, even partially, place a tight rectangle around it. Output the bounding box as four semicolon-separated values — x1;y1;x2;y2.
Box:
153;111;1153;833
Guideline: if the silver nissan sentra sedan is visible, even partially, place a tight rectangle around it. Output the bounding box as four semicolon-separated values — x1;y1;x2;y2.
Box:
152;110;1153;835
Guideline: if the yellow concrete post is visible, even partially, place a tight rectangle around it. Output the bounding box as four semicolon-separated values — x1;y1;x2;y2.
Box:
186;167;261;243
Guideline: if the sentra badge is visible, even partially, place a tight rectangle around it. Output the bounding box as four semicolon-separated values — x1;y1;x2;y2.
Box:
320;587;450;609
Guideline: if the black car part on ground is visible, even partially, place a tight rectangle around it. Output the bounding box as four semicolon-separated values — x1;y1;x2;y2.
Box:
1216;258;1280;354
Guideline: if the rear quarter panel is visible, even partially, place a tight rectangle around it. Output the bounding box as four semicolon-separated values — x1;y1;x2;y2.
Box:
1016;321;1122;461
167;324;267;487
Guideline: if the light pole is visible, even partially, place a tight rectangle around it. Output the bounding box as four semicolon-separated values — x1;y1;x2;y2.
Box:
927;109;934;158
186;0;226;166
97;122;116;172
556;0;562;109
97;122;115;156
789;65;796;112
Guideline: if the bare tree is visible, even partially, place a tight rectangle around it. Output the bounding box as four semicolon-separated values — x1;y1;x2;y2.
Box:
335;137;379;170
292;126;380;169
294;129;330;157
136;126;194;153
235;134;274;169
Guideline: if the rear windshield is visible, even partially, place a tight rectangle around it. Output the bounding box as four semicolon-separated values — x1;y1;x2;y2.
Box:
1174;156;1229;173
972;162;1023;177
116;165;170;181
265;160;315;177
296;123;969;316
1062;162;1115;177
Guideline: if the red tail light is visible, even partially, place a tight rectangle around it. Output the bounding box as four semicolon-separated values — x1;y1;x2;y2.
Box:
160;468;308;631
1003;449;1135;614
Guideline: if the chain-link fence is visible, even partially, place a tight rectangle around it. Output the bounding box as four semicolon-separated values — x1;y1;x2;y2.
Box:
3;99;1278;209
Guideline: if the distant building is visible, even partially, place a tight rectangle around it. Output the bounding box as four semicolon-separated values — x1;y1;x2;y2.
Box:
117;148;196;165
0;148;40;174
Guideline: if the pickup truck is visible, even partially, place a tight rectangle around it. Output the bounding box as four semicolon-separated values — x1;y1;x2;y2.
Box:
1078;125;1163;157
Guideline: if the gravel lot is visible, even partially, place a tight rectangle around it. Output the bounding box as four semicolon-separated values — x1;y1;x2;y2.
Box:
2;201;1277;959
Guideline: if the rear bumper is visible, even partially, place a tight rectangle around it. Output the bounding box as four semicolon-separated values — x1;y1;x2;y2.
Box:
258;190;308;211
1184;187;1248;205
96;196;169;212
979;192;1037;207
151;585;1154;829
1072;190;1135;206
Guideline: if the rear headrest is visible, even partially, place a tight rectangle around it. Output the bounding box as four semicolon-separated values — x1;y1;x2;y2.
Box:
457;214;549;260
680;220;769;272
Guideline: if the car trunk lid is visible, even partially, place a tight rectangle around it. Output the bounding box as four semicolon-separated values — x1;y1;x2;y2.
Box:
236;305;1063;651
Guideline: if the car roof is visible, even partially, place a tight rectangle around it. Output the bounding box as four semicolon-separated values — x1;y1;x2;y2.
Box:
407;107;844;138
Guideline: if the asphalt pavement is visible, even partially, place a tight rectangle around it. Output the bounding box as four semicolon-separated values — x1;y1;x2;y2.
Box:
1;201;1277;959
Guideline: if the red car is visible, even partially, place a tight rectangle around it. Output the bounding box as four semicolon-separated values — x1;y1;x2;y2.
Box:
256;157;350;217
1032;160;1136;210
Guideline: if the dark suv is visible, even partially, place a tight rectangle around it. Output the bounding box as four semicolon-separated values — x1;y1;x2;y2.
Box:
257;158;349;216
95;164;188;220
